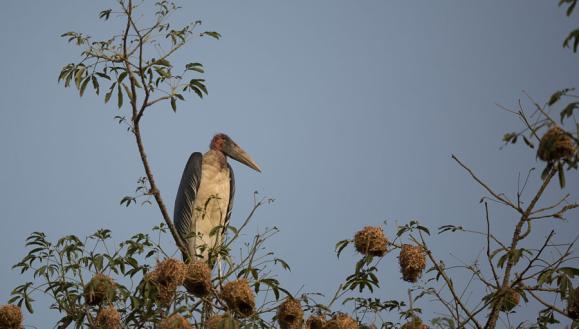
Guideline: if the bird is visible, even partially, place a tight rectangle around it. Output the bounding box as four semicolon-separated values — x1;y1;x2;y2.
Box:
174;133;261;263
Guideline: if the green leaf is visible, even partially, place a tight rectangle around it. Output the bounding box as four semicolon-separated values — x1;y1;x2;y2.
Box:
202;31;222;40
154;58;172;67
98;9;112;20
104;90;112;104
185;62;204;73
170;97;177;112
557;162;566;188
117;84;123;109
561;102;579;123
91;75;100;95
74;66;85;89
559;0;578;16
79;77;90;97
563;28;579;53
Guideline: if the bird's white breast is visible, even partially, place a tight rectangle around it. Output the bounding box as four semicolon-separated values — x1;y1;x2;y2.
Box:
191;150;230;259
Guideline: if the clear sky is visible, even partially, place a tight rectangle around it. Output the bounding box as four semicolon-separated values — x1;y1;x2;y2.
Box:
0;1;577;327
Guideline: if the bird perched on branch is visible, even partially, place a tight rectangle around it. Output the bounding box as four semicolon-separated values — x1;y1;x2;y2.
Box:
174;133;261;263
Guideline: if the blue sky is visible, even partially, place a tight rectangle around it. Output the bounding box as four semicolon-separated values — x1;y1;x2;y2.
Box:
0;1;578;327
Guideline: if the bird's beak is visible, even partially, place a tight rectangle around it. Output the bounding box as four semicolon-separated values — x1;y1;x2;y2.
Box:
223;142;262;173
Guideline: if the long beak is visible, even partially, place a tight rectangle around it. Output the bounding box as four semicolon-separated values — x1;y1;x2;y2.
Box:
223;143;262;173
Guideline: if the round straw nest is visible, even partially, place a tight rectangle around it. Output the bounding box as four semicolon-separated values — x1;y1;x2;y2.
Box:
220;278;255;317
399;244;426;283
277;298;304;329
401;317;427;329
184;260;212;297
305;316;326;329
158;313;192;329
354;226;388;257
324;313;358;329
146;258;187;305
93;306;121;329
499;288;520;312
0;304;23;329
568;287;579;319
84;273;116;306
538;126;576;162
206;314;239;329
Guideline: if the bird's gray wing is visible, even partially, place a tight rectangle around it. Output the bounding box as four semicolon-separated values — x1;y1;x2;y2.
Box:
174;152;203;243
224;163;235;228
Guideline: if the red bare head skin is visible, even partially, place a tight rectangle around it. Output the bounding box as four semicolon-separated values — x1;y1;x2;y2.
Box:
210;133;231;151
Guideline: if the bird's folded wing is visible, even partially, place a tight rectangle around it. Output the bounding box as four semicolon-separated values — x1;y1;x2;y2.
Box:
174;152;203;241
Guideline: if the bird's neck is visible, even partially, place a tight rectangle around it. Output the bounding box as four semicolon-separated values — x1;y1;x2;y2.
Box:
205;149;228;169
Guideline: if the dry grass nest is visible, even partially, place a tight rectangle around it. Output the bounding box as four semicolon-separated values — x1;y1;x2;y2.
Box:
499;288;520;312
94;306;121;329
0;304;23;329
84;273;116;306
324;314;358;329
147;258;187;305
401;317;427;329
538;126;577;162
159;314;192;329
568;287;579;319
277;298;303;329
184;260;212;297
221;278;255;317
305;316;326;329
399;244;426;283
206;314;239;329
354;226;388;257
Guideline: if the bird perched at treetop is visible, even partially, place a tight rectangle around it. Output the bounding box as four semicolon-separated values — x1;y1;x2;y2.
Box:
174;133;261;264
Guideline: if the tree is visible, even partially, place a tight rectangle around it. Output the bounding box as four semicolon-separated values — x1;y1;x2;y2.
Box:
3;1;578;328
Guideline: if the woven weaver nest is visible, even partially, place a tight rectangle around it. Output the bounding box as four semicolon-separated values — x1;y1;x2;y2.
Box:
401;317;428;329
93;306;121;329
221;278;255;318
324;313;358;329
0;304;23;329
354;226;388;257
84;273;116;306
159;314;192;329
277;298;304;329
206;314;239;329
499;288;520;312
305;316;326;329
568;287;579;320
146;258;187;305
399;244;426;283
538;126;576;162
184;260;212;297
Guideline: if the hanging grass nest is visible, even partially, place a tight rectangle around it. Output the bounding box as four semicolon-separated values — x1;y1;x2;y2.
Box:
277;298;304;329
399;244;426;283
0;304;23;329
401;317;428;329
221;278;255;317
305;316;326;329
354;226;388;257
158;314;193;329
93;306;121;329
538;126;577;162
206;314;239;329
568;287;579;319
324;313;358;329
499;288;520;312
184;260;212;297
147;258;187;305
84;273;116;306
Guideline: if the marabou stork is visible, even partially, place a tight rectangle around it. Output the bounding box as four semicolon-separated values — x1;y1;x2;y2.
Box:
174;133;261;263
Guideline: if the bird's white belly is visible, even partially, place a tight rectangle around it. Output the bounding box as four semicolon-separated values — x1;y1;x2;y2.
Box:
191;160;230;260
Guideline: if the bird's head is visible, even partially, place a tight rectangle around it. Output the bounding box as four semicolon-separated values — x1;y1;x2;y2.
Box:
210;133;261;172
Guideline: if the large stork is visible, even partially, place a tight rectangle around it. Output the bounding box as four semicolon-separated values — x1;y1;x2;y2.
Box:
174;133;261;263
